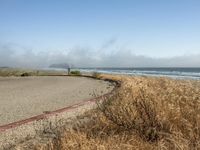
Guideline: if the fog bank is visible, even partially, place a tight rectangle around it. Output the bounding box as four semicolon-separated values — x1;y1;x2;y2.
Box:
0;43;200;68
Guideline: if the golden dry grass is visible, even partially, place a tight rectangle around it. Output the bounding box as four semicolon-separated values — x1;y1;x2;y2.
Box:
12;74;200;150
0;68;67;77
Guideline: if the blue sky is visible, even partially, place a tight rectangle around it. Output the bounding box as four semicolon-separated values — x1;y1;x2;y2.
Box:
0;0;200;67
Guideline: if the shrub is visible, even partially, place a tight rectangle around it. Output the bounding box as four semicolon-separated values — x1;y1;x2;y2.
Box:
97;87;163;142
21;72;30;77
70;70;81;76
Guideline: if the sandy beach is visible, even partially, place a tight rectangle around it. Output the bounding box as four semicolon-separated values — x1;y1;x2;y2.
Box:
0;76;113;126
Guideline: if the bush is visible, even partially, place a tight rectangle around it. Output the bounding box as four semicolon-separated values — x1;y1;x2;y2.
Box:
21;72;30;77
97;87;162;142
70;70;81;76
92;76;200;149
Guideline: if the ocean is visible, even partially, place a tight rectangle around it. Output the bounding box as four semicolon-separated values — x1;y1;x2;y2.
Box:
78;68;200;80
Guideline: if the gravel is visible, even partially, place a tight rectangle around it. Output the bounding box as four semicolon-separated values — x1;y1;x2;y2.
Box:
0;76;113;126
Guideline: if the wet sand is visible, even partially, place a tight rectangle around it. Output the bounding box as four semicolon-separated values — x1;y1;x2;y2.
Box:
0;76;113;126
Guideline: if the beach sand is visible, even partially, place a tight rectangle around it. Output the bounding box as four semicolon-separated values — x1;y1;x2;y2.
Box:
0;76;113;126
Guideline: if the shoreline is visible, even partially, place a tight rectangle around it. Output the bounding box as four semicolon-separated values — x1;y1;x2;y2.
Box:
79;68;200;80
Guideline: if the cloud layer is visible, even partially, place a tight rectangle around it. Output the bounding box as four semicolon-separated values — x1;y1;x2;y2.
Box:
0;43;200;68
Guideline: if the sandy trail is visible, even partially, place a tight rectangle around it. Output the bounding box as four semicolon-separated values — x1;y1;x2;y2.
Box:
0;76;113;126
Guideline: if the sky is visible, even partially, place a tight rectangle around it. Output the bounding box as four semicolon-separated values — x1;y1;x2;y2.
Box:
0;0;200;68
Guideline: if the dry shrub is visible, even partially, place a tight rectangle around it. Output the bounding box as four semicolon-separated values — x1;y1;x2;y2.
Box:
16;75;200;150
52;76;200;150
48;109;156;150
97;87;163;142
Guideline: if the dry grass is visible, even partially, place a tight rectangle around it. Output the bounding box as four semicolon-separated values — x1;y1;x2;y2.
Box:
12;75;200;150
0;68;67;77
56;75;200;150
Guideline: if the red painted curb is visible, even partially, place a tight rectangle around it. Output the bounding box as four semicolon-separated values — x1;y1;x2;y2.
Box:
0;87;115;132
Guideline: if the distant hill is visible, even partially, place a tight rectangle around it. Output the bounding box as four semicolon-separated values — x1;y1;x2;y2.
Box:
49;63;70;69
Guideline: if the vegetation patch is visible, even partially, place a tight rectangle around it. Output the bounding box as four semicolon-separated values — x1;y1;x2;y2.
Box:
20;72;31;77
51;75;200;150
70;70;81;76
0;68;67;77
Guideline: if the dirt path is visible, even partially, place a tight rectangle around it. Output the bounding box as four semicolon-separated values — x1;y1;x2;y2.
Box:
0;76;113;126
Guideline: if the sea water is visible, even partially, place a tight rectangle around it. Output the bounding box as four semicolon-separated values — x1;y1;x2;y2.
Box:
78;68;200;80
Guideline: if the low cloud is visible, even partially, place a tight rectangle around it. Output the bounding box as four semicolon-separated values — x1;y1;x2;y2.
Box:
0;43;200;68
